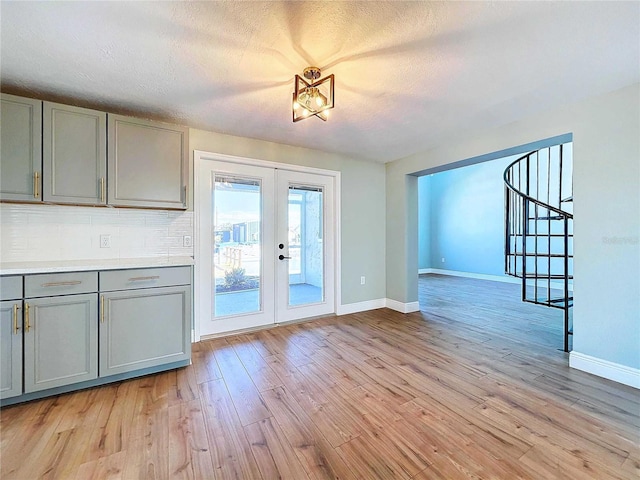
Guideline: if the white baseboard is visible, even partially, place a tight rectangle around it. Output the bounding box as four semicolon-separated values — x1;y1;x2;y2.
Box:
385;298;420;313
569;351;640;389
421;268;573;291
421;268;520;284
337;298;386;315
338;298;420;315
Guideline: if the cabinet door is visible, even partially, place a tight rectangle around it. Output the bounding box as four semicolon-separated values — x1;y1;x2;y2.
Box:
43;102;107;205
0;300;22;399
107;114;188;209
0;94;42;202
24;294;98;393
100;285;190;377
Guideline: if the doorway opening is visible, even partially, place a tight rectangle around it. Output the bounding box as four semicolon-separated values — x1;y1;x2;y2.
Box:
415;134;573;352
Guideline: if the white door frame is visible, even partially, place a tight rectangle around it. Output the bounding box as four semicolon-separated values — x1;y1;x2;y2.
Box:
194;150;342;341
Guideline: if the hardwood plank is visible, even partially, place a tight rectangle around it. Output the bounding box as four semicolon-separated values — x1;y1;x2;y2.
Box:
519;444;630;480
167;399;215;479
191;339;222;384
121;376;171;480
261;386;358;480
169;365;200;406
85;379;139;460
74;451;126;480
244;416;311;480
1;396;70;479
213;340;271;426
228;336;283;392
199;379;263;480
27;426;93;480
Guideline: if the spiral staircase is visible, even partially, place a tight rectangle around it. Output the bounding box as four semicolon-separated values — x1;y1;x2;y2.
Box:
504;143;573;352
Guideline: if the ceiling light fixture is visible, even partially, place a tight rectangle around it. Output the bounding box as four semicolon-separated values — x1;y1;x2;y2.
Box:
292;67;334;122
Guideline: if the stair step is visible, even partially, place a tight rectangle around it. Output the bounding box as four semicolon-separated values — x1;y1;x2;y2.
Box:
509;233;573;237
515;273;573;280
524;298;574;309
512;253;573;258
529;216;565;221
561;196;573;203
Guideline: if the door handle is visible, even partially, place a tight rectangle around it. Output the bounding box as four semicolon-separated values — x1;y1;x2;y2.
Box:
278;254;291;260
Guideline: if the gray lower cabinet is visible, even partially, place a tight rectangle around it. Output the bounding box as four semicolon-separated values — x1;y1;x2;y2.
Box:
108;114;188;209
100;285;191;376
0;276;23;400
43;102;107;205
24;293;98;393
0;300;23;399
0;266;191;406
0;94;42;202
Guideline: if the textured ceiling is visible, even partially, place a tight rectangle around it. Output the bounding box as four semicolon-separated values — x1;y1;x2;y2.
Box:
1;1;639;163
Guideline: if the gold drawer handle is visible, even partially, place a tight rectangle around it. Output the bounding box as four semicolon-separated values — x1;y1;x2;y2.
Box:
12;304;19;335
100;295;105;324
41;280;82;287
24;303;31;332
100;177;105;203
34;172;40;198
128;276;160;282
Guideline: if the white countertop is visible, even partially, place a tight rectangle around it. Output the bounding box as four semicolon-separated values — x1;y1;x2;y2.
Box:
0;256;195;276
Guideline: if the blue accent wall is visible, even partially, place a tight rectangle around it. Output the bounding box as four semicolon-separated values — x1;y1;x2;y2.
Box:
418;155;517;275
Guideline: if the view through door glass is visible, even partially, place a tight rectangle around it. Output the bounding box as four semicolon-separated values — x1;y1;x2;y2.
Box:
213;175;262;317
287;185;324;306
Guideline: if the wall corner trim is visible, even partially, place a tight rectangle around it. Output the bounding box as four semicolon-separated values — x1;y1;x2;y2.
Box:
569;351;640;389
337;299;386;315
385;299;420;314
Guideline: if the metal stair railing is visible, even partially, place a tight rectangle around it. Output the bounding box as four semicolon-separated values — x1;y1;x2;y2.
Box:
504;144;574;352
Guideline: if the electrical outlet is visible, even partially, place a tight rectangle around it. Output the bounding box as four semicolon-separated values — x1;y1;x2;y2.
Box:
360;276;366;285
100;234;111;248
183;235;192;247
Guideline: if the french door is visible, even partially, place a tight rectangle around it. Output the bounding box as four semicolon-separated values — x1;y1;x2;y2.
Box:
196;156;336;338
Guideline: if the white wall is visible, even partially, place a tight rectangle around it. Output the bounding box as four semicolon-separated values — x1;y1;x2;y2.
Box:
386;83;640;373
188;128;387;307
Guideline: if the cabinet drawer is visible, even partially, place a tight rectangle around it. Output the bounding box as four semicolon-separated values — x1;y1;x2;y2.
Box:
0;276;23;301
25;272;98;298
99;266;191;292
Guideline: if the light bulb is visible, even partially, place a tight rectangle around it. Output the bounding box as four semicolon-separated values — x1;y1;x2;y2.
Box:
293;101;299;110
315;95;324;107
302;109;309;116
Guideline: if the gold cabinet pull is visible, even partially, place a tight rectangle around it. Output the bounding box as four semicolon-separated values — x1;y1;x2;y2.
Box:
183;185;188;206
128;276;160;282
41;280;82;288
100;295;105;324
12;304;19;335
24;303;31;332
100;177;105;203
34;172;40;198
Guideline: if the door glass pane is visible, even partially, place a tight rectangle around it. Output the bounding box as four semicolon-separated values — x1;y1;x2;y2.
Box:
213;175;262;317
288;185;323;306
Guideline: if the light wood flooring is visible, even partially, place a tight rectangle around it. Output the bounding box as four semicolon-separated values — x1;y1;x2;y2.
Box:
1;274;638;479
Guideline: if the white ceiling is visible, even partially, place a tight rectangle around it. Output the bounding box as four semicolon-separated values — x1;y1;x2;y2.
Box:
1;1;638;163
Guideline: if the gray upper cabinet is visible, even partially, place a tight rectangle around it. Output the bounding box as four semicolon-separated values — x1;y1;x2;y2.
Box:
43;102;107;205
108;114;188;210
0;94;42;202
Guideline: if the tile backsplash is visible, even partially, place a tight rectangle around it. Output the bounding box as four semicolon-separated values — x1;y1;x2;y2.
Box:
0;203;193;262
